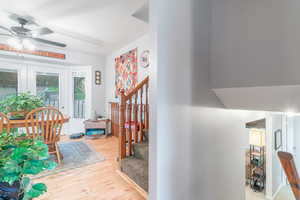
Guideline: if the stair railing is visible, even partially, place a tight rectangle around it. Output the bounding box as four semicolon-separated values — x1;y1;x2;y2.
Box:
110;102;119;137
119;76;149;159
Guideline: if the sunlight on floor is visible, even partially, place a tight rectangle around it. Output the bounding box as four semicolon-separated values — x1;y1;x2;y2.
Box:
246;185;295;200
245;186;266;200
274;186;294;200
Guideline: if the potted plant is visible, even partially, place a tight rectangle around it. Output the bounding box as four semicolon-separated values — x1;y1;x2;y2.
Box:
0;132;57;200
0;93;44;120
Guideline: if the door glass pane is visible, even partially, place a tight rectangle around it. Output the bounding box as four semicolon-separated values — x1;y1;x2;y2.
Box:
36;72;59;108
0;69;18;100
73;77;86;118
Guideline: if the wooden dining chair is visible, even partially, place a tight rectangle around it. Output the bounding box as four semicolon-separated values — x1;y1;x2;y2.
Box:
25;107;65;164
0;112;10;133
278;151;300;199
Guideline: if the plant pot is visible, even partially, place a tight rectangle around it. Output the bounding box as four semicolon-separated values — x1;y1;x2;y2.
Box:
0;181;24;200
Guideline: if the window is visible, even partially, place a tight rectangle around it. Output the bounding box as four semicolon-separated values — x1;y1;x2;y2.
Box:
73;77;86;118
36;72;59;108
0;69;18;100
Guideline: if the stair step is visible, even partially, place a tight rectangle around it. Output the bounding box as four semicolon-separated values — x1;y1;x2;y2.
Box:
143;130;149;142
133;142;149;161
121;157;148;192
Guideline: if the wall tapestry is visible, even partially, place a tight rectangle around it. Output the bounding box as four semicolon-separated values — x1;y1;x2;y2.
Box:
115;48;138;97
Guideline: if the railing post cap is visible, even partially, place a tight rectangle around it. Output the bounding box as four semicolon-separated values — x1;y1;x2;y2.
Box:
120;89;125;95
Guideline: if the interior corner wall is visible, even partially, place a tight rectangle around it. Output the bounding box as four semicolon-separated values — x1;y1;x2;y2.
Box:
104;34;150;116
268;114;285;197
150;0;268;199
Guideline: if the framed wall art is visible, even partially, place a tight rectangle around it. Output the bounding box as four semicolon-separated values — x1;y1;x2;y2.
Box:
95;71;101;85
140;50;150;68
274;129;282;150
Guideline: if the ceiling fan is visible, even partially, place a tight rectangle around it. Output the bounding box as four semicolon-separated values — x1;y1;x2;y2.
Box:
0;13;67;50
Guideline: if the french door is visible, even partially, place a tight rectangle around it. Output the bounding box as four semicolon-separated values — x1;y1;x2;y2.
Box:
0;59;92;134
68;69;92;134
28;65;68;114
0;61;27;100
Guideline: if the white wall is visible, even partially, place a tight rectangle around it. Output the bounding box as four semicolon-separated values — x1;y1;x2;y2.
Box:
214;85;300;113
150;0;269;199
210;0;300;89
104;34;150;115
293;117;300;173
269;114;285;197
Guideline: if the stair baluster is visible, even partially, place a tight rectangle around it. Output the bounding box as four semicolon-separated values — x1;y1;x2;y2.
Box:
134;93;138;143
140;87;144;142
112;76;149;161
128;98;133;156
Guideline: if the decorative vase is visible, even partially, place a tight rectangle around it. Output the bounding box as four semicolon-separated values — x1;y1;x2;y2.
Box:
0;181;24;200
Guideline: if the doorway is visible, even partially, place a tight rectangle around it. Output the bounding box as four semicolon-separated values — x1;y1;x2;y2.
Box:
69;68;92;134
245;119;266;200
0;58;92;134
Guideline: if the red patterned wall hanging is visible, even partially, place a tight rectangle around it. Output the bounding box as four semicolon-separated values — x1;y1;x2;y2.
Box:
115;48;138;97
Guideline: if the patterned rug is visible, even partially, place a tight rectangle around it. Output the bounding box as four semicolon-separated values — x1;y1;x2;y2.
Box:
34;141;105;178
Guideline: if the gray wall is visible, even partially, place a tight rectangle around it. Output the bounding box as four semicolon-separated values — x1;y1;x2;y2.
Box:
150;0;267;199
210;0;300;88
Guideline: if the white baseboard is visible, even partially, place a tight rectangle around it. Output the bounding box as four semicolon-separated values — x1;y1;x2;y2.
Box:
267;184;284;200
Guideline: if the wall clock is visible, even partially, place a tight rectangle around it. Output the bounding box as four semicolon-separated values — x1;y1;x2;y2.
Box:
140;50;150;68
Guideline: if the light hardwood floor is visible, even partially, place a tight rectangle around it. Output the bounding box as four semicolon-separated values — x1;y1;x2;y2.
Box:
36;136;146;200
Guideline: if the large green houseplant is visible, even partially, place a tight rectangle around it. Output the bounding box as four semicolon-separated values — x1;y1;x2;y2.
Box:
0;93;44;120
0;132;57;200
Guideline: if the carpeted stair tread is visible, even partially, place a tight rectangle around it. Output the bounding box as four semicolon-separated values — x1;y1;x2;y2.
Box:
121;157;148;191
143;130;149;142
133;142;149;161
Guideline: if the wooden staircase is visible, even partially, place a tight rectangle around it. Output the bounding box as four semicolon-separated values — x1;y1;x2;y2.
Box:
110;76;149;194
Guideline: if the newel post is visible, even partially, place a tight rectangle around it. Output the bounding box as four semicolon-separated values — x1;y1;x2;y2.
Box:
119;89;126;160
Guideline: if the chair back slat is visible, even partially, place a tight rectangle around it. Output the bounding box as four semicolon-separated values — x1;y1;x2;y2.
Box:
0;113;10;133
25;107;64;143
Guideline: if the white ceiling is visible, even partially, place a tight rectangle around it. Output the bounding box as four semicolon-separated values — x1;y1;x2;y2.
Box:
214;85;300;113
0;0;149;55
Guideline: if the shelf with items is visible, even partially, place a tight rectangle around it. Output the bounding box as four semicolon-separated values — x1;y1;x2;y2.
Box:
249;145;265;192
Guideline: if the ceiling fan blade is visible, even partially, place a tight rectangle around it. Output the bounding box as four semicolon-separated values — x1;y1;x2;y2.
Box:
0;25;13;35
32;38;67;48
9;13;37;25
0;33;12;37
30;27;53;36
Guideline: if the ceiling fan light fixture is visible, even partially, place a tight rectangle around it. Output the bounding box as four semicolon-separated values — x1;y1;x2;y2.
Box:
7;37;22;50
23;39;35;51
7;37;36;51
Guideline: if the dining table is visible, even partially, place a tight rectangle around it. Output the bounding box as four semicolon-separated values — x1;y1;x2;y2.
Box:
3;116;70;129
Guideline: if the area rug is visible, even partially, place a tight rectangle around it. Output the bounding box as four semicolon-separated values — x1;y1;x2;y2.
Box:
34;141;105;178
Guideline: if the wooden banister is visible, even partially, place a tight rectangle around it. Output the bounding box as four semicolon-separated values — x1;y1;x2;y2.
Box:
124;76;149;101
117;76;149;160
278;151;300;199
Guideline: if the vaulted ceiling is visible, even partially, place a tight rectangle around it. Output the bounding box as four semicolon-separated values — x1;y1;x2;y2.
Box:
0;0;149;55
